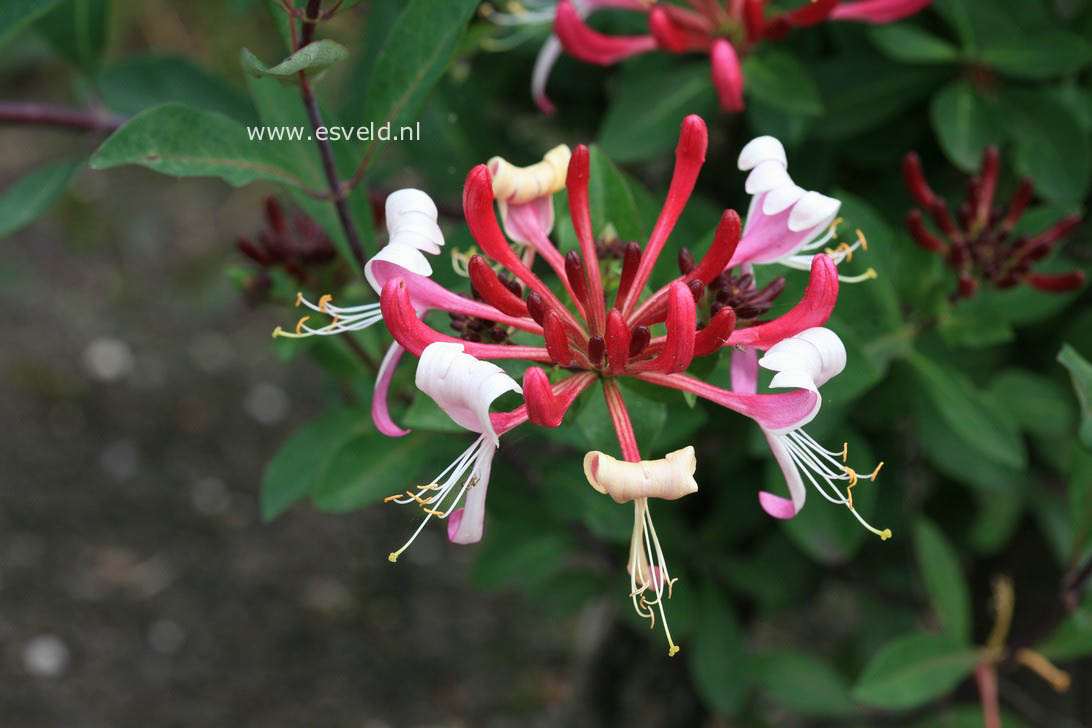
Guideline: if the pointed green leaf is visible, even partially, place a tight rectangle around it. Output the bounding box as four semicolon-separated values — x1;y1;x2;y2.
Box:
689;583;748;714
979;31;1092;80
0;0;59;49
0;159;80;239
753;651;856;717
241;40;349;85
90;103;314;189
35;0;107;70
261;407;371;520
869;24;960;64
853;633;978;709
914;519;971;641
742;48;823;116
99;54;256;122
930;80;1002;171
1059;344;1092;451
360;0;479;167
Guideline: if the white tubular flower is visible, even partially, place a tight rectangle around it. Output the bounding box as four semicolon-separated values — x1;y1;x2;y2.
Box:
755;327;889;539
385;343;522;561
274;188;444;339
732;136;876;283
583;446;699;657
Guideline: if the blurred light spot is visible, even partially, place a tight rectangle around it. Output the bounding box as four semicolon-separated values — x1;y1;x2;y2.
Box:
188;332;235;373
190;476;231;516
303;577;356;617
83;337;134;382
24;635;69;678
244;382;289;425
100;439;140;481
148;619;185;655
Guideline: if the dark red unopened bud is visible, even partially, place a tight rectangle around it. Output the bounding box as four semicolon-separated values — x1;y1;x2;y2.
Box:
587;335;605;368
237;236;272;265
902;152;937;208
629;326;650;357
677;247;695;275
906;210;947;254
565;250;590;309
1001;179;1034;230
975;145;1000;226
687;279;705;301
930;199;962;240
1027;271;1086;292
956;273;978;299
264;197;286;234
526;292;546;325
1028;214;1082;250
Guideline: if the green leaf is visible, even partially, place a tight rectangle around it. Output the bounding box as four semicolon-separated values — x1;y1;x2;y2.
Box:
90;103;314;189
588;145;648;243
913;519;971;641
99;54;256;123
1038;595;1092;661
35;0;107;71
869;24;960;64
979;31;1092;80
988;370;1076;440
852;633;979;709
0;0;59;49
1068;446;1092;560
753;651;855;717
688;583;748;714
0;159;80;239
1000;89;1091;204
912;704;1030;728
311;431;466;512
930;81;1002;172
598;62;717;163
360;0;479;166
241;40;349;85
741;48;823;116
908;353;1027;469
471;518;571;589
260;407;371;520
1059;344;1092;450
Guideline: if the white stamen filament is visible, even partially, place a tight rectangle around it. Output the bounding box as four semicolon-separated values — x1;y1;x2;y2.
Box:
629;498;680;656
386;435;492;562
780;429;890;540
273;295;383;339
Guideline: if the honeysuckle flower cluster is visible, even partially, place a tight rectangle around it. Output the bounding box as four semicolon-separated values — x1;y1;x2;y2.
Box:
277;115;890;654
485;0;931;113
902;147;1086;299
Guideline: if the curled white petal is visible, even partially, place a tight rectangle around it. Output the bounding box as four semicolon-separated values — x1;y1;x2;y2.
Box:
364;242;433;293
385;188;438;223
787;191;841;233
745;159;793;195
762;184;807;215
738;136;787;171
415;342;522;446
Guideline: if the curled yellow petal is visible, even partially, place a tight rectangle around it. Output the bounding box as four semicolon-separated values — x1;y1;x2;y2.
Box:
583;446;698;504
488;144;571;205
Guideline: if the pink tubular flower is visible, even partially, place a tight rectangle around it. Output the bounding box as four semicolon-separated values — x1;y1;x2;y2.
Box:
360;114;878;654
538;0;931;112
902;146;1086;299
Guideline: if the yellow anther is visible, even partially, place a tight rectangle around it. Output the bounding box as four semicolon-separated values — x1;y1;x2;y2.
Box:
840;442;848;462
325;315;341;331
421;507;446;517
856;229;868;251
844;466;859;507
668;644;680;656
295;316;310;335
867;461;885;481
826;241;855;262
1015;648;1071;692
879;529;892;540
416;483;440;491
828;216;843;234
383;494;402;503
295;291;303;307
272;326;283;339
387;552;399;563
318;293;333;312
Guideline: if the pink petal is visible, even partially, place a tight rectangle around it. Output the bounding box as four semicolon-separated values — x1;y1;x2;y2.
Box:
758;491;798;519
635;371;820;432
531;36;562;114
730;192;832;266
758;429;806;518
554;0;657;65
710;39;745;112
372;342;410;437
726;254;839;350
731;346;759;394
447;445;496;544
498;195;555;248
830;0;931;23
